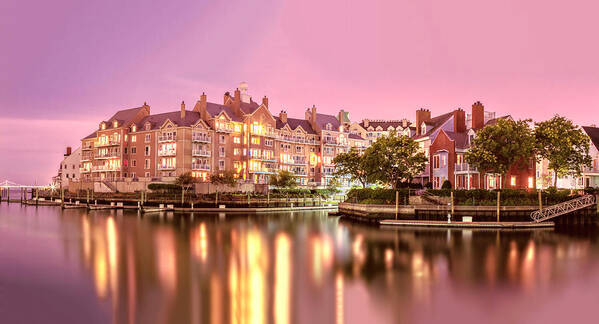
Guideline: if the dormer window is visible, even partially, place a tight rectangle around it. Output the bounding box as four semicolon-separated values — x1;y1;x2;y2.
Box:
421;122;427;134
113;121;118;128
339;125;343;132
145;122;151;131
131;125;136;132
326;123;332;130
100;122;106;130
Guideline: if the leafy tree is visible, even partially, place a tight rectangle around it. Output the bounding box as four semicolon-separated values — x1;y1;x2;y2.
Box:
175;172;197;198
534;115;592;187
210;171;237;188
465;118;536;188
270;170;298;189
363;131;428;189
326;177;342;194
333;148;368;188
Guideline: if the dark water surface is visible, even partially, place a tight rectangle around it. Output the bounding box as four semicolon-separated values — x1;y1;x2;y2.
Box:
1;202;599;324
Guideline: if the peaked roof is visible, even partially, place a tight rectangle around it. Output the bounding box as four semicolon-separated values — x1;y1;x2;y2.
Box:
240;101;260;114
485;115;512;126
583;126;599;151
275;117;317;134
206;102;242;122
104;106;145;127
315;113;341;130
83;131;97;140
137;110;201;130
443;130;470;149
414;111;454;139
348;133;366;140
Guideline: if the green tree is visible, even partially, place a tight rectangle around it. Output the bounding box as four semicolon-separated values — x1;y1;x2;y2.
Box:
270;170;298;189
465;118;536;188
175;172;197;199
210;171;237;188
363;131;428;189
333;148;368;188
534;115;592;187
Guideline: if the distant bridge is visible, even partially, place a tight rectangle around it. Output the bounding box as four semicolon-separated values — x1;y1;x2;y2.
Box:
0;180;54;189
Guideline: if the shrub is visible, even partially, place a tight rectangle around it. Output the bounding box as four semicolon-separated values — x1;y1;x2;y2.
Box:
424;182;433;189
148;183;181;192
346;188;409;204
441;180;452;189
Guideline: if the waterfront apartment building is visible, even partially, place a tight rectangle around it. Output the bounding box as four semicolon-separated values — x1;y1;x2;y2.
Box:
79;83;368;187
349;119;416;145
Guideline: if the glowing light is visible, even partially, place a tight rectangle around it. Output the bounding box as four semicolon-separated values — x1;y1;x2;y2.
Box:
274;233;291;324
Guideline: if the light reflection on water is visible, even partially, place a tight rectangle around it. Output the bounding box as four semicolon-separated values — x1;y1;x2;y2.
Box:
1;203;599;324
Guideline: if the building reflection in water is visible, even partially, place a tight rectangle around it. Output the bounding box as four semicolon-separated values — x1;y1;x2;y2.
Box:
58;209;599;324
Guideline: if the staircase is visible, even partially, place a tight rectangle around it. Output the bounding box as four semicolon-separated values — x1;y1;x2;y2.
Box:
530;195;596;223
100;180;117;193
420;191;447;205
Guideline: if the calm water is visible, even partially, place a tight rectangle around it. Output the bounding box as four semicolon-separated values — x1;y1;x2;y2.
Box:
1;203;599;324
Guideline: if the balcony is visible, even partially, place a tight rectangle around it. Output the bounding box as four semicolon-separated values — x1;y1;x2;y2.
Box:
192;163;210;171
80;168;91;173
323;138;343;146
583;166;599;174
249;168;276;174
192;149;211;157
192;134;211;143
455;163;478;173
215;124;234;133
158;164;176;171
252;129;277;137
95;139;120;147
158;134;176;142
95;152;120;159
158;149;177;157
92;165;120;172
279;136;319;145
82;144;93;151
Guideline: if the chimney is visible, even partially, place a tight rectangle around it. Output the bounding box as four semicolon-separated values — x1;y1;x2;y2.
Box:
453;108;466;133
193;92;208;121
65;146;72;157
180;101;186;119
279;110;287;123
311;105;317;124
262;96;269;108
415;108;432;135
363;119;370;128
223;91;230;104
472;101;485;131
233;88;241;116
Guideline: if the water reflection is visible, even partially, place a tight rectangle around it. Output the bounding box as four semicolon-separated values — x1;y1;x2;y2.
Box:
2;203;599;324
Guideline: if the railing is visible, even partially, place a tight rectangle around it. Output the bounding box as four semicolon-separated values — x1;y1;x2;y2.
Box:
249;168;276;174
82;144;93;150
583;166;599;174
252;130;278;137
455;163;477;172
192;150;211;157
531;195;596;222
251;156;277;162
192;135;211;143
95;152;120;159
158;135;176;142
278;136;319;145
92;165;120;172
95;139;120;147
158;165;176;171
192;163;210;171
158;149;177;156
80;168;91;173
215;124;235;133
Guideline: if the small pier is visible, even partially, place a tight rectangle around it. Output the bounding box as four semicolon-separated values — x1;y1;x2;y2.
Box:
380;219;554;229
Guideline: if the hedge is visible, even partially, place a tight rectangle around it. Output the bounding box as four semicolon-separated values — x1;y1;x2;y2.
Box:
346;188;410;205
426;188;579;206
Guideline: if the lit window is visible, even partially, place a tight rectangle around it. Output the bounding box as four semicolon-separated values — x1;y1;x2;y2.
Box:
528;177;534;188
511;176;516;186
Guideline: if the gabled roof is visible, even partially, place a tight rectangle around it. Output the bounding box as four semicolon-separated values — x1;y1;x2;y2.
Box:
485;115;512;126
413;111;454;139
443;131;470;149
137;110;201;130
583;126;599;151
275;117;317;134
315;113;341;130
104;106;145;128
206;102;242;122
348;133;366;140
240;101;260;114
83;131;97;140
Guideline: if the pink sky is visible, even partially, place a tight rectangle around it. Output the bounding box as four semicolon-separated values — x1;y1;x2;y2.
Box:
1;0;598;184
